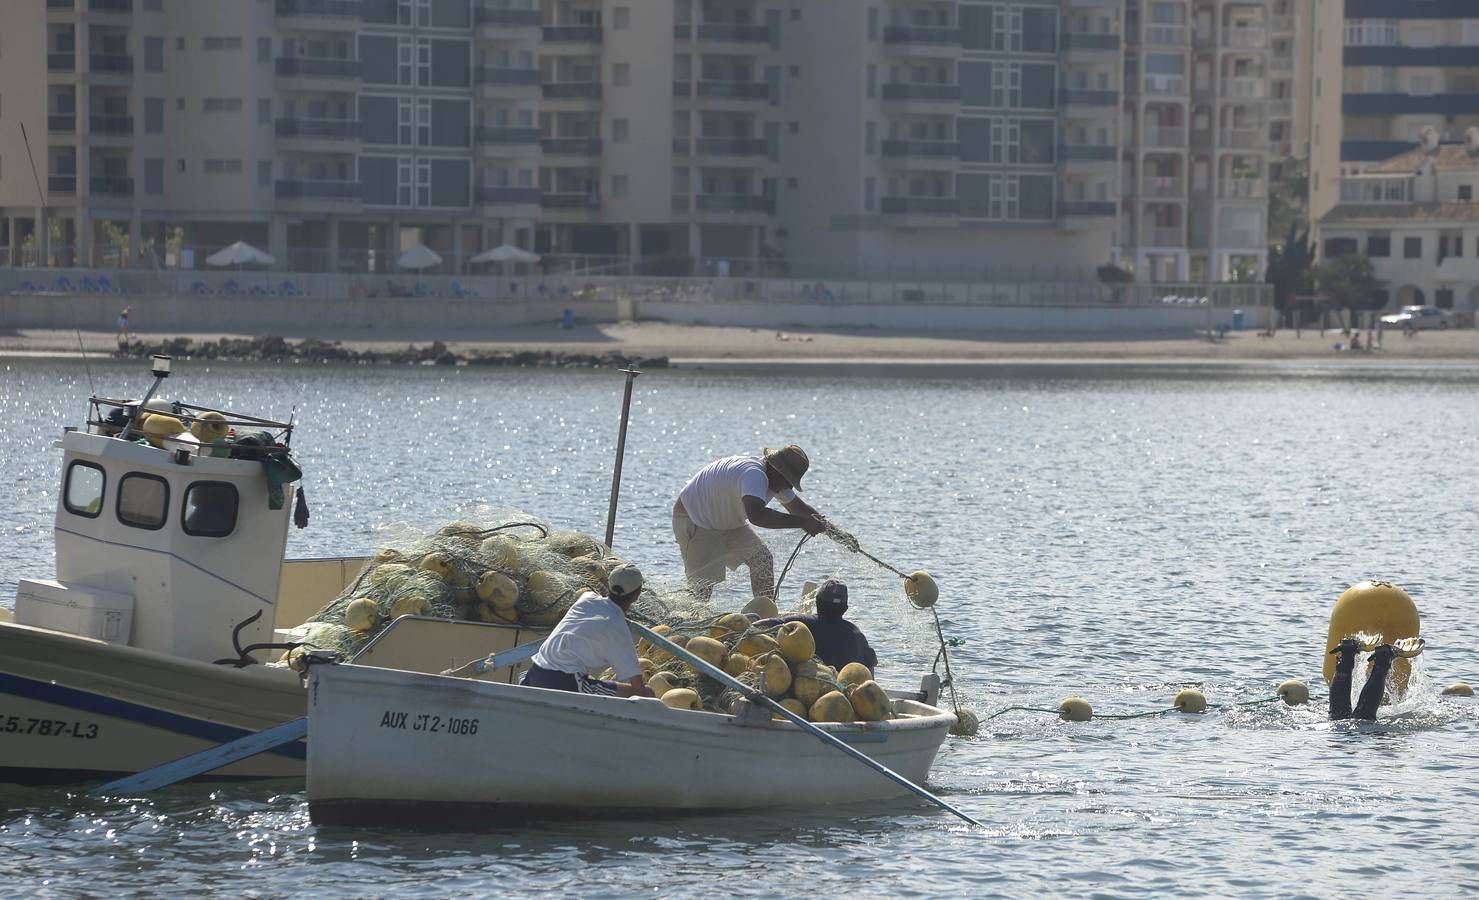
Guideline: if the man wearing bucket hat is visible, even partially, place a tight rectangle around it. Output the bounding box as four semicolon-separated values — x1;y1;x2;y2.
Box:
673;445;856;613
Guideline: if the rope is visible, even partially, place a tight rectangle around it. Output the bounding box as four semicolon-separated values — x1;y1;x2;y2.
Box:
772;532;812;601
980;694;1316;722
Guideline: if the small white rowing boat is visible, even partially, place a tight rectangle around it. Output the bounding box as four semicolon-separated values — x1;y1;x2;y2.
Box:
305;661;957;824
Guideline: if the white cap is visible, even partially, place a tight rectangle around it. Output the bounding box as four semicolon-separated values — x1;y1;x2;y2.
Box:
607;565;644;599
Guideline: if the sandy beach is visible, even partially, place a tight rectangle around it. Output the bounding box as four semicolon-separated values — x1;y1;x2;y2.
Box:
4;320;1479;366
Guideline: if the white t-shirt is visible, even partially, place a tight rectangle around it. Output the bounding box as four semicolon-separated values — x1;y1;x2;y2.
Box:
531;592;642;681
678;454;795;531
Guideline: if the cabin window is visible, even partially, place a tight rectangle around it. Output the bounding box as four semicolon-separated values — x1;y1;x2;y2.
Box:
117;473;170;530
64;461;106;518
182;481;239;538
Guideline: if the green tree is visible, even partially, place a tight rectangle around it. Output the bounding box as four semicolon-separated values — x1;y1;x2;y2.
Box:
1265;222;1315;325
1315;254;1382;329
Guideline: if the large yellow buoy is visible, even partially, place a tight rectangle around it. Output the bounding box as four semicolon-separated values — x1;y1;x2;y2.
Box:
480;534;521;571
1323;581;1420;689
638;657;657;680
343;597;380;634
736;632;779;659
809;691;856;723
741;595;779;618
647;672;679;697
190;410;230;443
1059;697;1093;722
1442;682;1474;697
661;687;702;711
837;662;873;690
774;697;808;720
904;571;939;608
418;551;455;582
370;562;412;587
847;680;892;722
141;413;186;447
1173;688;1207;714
791;660;834;708
1277;679;1310;706
685;636;728;670
723;652;753;678
756;652;792;698
476;570;518;607
776;621;816;664
708;612;751;639
950;707;981;737
390;592;431;619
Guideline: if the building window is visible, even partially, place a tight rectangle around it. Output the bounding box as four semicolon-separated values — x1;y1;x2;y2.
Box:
612;63;630;86
257;37;271;63
144;158;164;194
144;36;164;72
613;7;630;29
203;98;243;113
117;473;169;531
612;174;628;198
63;461;105;518
1365;235;1390;258
1403;237;1422;259
788;121;799;134
612;118;629;143
1461;185;1473;201
144;97;164;133
182;482;238;538
257;98;271;124
203;37;243;51
204;159;243;174
1435;288;1454;309
258;160;271;186
177;159;186;173
1324;238;1358;257
864;176;875;211
176;36;185;51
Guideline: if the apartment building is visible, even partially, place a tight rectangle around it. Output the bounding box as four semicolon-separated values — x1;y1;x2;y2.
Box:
1;0;1128;275
1310;0;1479;231
1117;0;1284;283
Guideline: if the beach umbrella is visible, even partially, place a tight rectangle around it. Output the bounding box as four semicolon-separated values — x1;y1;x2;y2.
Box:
206;241;276;268
397;244;443;271
469;244;540;265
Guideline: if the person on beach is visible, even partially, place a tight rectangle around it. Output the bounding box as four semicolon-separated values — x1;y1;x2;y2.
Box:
446;565;655;697
672;445;856;614
756;580;878;671
116;305;132;348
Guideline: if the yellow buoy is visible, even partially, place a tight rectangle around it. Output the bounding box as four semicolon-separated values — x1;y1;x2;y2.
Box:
343;597;380;633
141;413;186;447
1059;697;1093;722
709;612;751;639
791;660;834;708
1173;688;1207;714
950;708;981;737
390;592;431;619
661;687;702;711
480;534;521;571
837;662;873;690
476;570;518;607
847;680;892;722
756;652;792;698
776;621;816;665
437;522;483;548
638;657;657;680
369;563;412;587
568;555;609;590
1441;682;1474;697
685;635;728;670
418;551;455;582
741;595;779;618
809;691;855;723
774;698;808;720
1323;581;1420;689
190;410;230;443
647;672;679;697
723;652;753;678
904;570;939;608
1277;679;1310;706
736;632;779;659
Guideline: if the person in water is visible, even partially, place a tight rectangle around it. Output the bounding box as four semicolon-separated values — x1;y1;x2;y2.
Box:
672;445;856;613
756;579;877;671
1327;637;1420;721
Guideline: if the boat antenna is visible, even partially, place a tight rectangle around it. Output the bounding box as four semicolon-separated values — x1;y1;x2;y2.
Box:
20;122;96;396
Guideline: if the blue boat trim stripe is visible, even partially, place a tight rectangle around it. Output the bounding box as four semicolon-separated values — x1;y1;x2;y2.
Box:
53;524;274;606
0;671;305;760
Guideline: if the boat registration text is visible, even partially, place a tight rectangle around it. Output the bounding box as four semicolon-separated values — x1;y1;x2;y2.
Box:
3;715;100;739
379;711;479;735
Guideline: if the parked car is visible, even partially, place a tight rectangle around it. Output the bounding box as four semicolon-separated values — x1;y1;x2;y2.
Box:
1380;306;1454;331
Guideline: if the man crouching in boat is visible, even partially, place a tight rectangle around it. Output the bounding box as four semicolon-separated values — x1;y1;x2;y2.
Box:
520;566;656;697
757;580;878;671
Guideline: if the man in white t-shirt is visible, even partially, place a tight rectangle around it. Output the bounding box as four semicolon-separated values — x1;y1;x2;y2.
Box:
519;565;654;697
672;444;852;610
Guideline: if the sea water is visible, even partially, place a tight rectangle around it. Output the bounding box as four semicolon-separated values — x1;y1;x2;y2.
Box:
1;357;1477;897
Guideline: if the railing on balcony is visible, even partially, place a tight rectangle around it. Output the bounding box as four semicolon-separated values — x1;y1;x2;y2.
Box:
883;25;962;46
1142;125;1187;147
1141;176;1185;197
275;0;361;18
49;175;77;193
1057;144;1117;161
1060;31;1121;51
1218;178;1264;199
275;56;361;78
89;53;133;74
476;126;541;145
1142;226;1183;246
1058;89;1117;107
1268;99;1293;118
474;5;541;28
1270;57;1292;74
881;196;959;215
542;193;602;209
1271;14;1294;34
90;176;133;196
697;80;773;100
1146;24;1188;46
542;81;602;98
673;137;692;154
275;180;361;201
478;186;542;205
673;80;693;97
1222;27;1267;48
477;66;542;86
881;83;961;102
541;137;602;154
880;139;959;159
1057;201;1116;217
49;114;76;133
696;23;770;43
47;0;74;9
1221;77;1265;99
48;53;75;72
1143;74;1186;96
1221;128;1264;149
89;114;134;135
542;25;602;42
275;118;361;139
89;0;131;12
695;137;769;156
696;194;775;213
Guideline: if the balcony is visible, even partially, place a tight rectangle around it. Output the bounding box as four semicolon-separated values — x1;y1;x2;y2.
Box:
1057;144;1117;162
275;0;361;31
1220;78;1265;100
695;23;771;44
1222;27;1267;49
1058;201;1116;218
542;193;601;210
479;186;542;207
881;196;960;216
88;0;131;13
542;81;602;100
695;136;770;157
672;137;691;155
1143;75;1186;97
49;114;77;133
275;56;362;91
1221;127;1264;150
880;139;959;160
275;180;361;205
47;0;74;8
1059;89;1117;108
89;114;134;135
883;26;962;50
89;176;133;197
542;25;602;43
89;53;133;75
275;118;360;140
48;53;75;72
49;175;77;194
1146;25;1188;46
474;4;541;29
1271;14;1294;34
476;126;541;150
881;83;960;106
696;80;773;101
1141;225;1183;246
1270;56;1292;74
1343;93;1479;116
1141;125;1187;147
696;194;775;214
1218;178;1264;199
1141;175;1185;197
541;137;602;156
1268;98;1293;118
1060;32;1121;52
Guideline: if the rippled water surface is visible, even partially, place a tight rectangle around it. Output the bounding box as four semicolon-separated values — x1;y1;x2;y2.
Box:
2;357;1478;897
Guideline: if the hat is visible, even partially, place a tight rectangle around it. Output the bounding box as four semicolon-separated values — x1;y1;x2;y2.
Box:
763;444;809;491
816;579;848;617
607;565;644;600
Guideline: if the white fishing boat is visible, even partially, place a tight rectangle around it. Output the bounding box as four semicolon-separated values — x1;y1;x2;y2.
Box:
305;660;957;824
0;356;538;784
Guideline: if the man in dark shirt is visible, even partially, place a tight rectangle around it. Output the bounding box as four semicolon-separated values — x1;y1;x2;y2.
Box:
757;579;877;670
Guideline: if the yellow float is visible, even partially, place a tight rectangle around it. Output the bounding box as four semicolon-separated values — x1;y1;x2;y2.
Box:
904;571;939;608
141;414;186;447
808;691;855;723
709;612;750;639
1173;688;1207;714
343;597;380;634
646;672;679;697
791;660;834;708
847;680;892;722
1323;580;1420;691
1442;682;1474;697
723;652;753;678
756;652;792;698
480;535;521;571
1059;697;1093;722
390;592;431;619
837;662;873;690
776;621;816;665
1277;679;1310;706
661;688;702;711
476;570;518;607
190;410;230;443
736;633;779;659
685;636;728;670
776;698;807;719
418;552;455;582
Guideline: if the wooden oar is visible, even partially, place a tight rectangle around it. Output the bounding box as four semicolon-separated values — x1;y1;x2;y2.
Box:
629;622;983;829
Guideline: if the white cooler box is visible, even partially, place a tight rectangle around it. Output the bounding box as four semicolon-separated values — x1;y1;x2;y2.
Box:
14;578;134;644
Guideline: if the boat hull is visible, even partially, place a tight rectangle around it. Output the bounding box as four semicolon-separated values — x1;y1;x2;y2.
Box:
306;663;956;823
